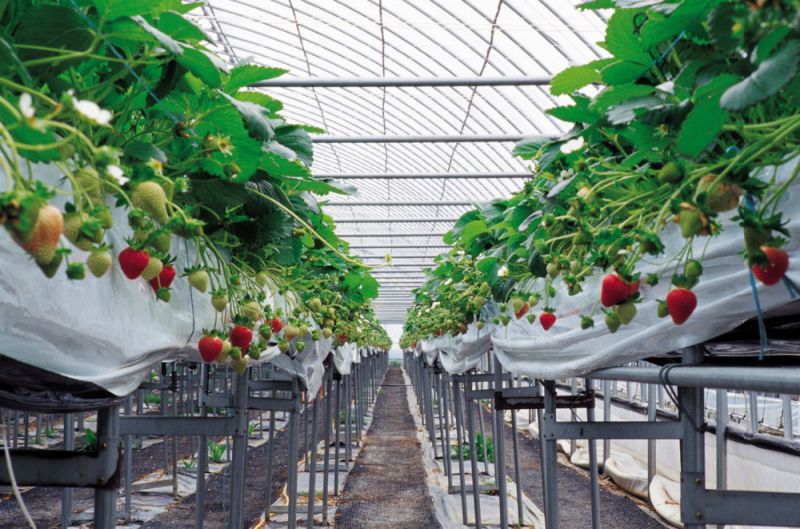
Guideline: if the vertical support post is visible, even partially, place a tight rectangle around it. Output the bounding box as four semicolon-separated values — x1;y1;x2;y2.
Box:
322;369;333;521
453;378;469;525
648;382;657;485
541;381;560;529
124;395;133;521
782;394;793;439
229;371;249;529
345;374;353;465
465;372;482;529
61;413;74;528
94;405;119;529
748;392;759;434
196;363;208;529
441;374;453;491
586;379;601;529
287;378;300;529
265;409;276;518
510;392;524;526
307;388;320;529
334;377;342;494
492;356;508;529
602;379;611;470
679;345;705;529
716;389;728;492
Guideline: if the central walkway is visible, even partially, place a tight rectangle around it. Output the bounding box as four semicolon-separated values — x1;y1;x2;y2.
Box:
334;367;442;529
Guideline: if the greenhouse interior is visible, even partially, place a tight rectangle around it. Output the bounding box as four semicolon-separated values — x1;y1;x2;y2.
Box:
1;0;800;528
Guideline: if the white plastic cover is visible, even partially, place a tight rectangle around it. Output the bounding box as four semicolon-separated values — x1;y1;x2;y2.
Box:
269;334;333;395
491;158;800;380
332;342;357;375
437;322;494;375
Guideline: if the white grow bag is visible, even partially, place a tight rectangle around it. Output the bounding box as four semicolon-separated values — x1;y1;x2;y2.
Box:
491;158;800;379
438;322;494;374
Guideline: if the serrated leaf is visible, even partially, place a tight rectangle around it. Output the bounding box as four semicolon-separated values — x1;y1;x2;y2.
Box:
720;40;800;111
546;97;599;124
224;65;288;93
234;91;283;115
157;11;210;42
259;151;310;177
605;95;664;124
591;83;654;111
550;64;601;95
601;60;648;85
512;136;552;160
92;0;160;20
460;219;488;246
639;0;717;47
274;125;313;166
677;97;727;156
602;9;651;65
124;141;167;162
132;16;182;54
222;93;274;141
754;26;791;65
178;47;221;87
14;6;94;73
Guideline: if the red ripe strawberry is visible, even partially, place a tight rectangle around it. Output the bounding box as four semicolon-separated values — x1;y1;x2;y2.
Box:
337;333;347;346
149;264;176;292
666;288;697;325
751;246;789;286
230;325;253;353
434;328;442;336
270;318;284;334
539;312;556;331
601;273;631;307
119;247;150;279
514;303;530;319
198;335;223;363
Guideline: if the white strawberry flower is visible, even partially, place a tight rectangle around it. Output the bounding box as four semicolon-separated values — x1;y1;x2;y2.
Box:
498;265;509;277
105;164;128;185
72;95;112;126
560;136;585;154
19;93;35;119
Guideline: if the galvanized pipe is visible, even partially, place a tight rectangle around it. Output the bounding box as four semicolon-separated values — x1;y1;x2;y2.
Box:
254;75;551;87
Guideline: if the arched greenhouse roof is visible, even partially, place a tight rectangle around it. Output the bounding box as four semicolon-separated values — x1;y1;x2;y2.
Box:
195;0;609;322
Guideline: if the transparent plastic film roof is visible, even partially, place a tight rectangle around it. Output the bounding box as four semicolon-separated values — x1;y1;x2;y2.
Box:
195;0;609;323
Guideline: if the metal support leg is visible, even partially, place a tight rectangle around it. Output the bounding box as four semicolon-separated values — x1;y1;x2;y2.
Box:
265;409;276;518
61;413;74;528
229;372;249;529
441;374;453;492
124;395;133;521
541;381;560;529
586;379;601;529
453;378;469;525
334;378;342;494
679;346;705;529
716;388;728;493
307;390;320;529
196;363;208;529
602;380;611;471
492;357;508;529
648;383;657;486
287;379;300;529
465;373;482;529
322;370;333;522
94;405;119;529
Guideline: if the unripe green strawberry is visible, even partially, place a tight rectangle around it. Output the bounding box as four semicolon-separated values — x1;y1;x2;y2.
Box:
87;248;112;277
217;339;232;363
685;259;703;279
187;269;209;292
96;207;113;229
74;166;103;204
322;327;333;339
156;288;171;302
229;346;242;361
63;211;94;251
248;347;262;361
699;175;739;213
511;297;525;314
296;341;306;352
241;300;261;321
255;271;269;287
259;324;272;340
546;262;560;279
473;295;485;307
311;329;320;341
299;324;310;336
131;181;169;223
657;300;669;318
616;301;637;325
476;321;485;330
140;256;163;281
605;312;621;333
580;315;594;329
308;297;323;312
66;262;85;280
528;294;540;306
675;205;706;238
152;231;171;254
132;229;149;243
231;355;249;375
744;227;769;255
500;314;511;326
285;325;300;340
37;252;63;278
211;293;228;312
658;161;683;184
278;339;290;353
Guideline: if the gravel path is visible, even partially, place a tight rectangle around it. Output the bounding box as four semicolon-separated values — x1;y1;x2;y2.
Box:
334;367;441;529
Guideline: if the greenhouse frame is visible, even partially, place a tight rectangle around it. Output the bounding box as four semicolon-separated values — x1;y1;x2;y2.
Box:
1;1;799;528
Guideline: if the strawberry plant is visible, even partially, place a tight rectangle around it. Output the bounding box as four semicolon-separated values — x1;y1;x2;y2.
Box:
402;0;798;347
